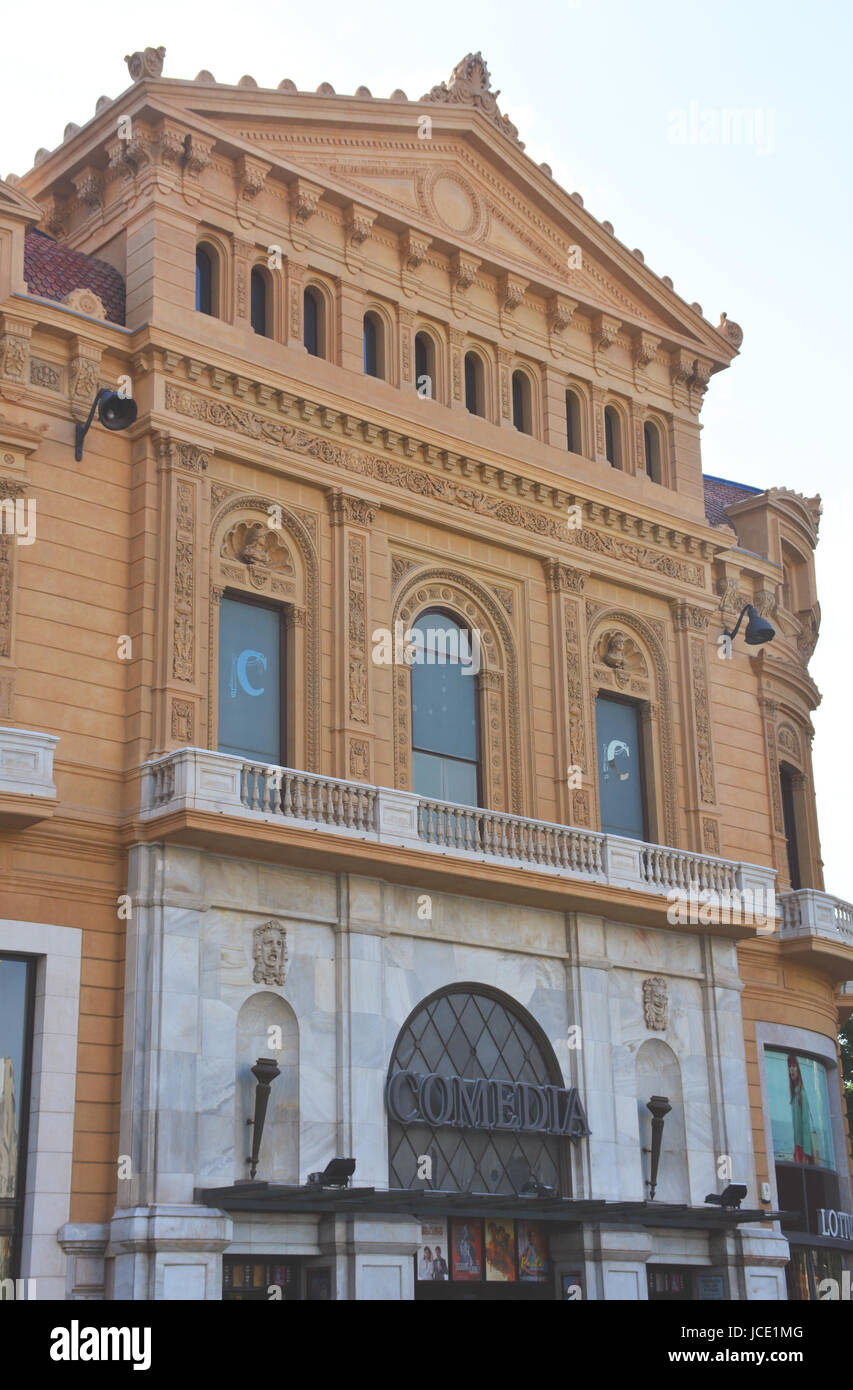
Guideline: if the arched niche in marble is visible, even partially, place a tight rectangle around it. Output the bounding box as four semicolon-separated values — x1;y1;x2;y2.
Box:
635;1037;689;1204
392;568;524;813
207;494;320;770
234;991;299;1184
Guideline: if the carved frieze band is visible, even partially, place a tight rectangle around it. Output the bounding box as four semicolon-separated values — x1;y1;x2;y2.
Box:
165;385;705;587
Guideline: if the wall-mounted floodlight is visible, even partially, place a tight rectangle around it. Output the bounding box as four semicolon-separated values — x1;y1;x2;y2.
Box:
306;1157;356;1189
724;603;775;648
74;388;138;461
705;1183;748;1210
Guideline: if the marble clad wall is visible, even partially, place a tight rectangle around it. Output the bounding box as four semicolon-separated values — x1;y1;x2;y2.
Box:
117;842;757;1207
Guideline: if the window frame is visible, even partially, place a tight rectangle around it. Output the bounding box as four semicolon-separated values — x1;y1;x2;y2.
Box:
409;606;482;808
414;330;437;400
643;419;663;482
594;690;650;841
363;309;386;380
218;588;288;768
604;404;623;468
565;388;583;456
195;243;215;316
250;264;272;338
511;369;533;435
464;350;486;418
303;283;326;359
0;952;36;1283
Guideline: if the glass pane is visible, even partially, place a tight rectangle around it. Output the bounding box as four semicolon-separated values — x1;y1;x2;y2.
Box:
0;958;31;1202
465;356;479;414
412;750;444;800
363;316;378;376
443;757;478;807
304;290;319;357
251;270;266;336
410;613;478;761
595;696;646;840
218;598;281;764
766;1049;834;1168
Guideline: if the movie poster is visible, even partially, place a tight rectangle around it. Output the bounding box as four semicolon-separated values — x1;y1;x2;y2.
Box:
485;1219;517;1282
450;1219;483;1281
417;1220;449;1281
517;1221;548;1283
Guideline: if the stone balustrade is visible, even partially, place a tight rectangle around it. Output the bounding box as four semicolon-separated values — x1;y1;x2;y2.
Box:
0;725;59;826
777;888;853;946
140;748;779;910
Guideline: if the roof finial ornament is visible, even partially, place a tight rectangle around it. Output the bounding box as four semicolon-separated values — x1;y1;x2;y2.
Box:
124;46;166;82
421;52;524;149
718;311;744;349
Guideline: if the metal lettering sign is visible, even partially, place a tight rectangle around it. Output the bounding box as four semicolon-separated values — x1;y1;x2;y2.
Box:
817;1208;853;1240
386;1070;590;1140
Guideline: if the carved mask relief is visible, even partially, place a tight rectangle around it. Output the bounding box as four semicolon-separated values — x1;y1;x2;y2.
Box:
643;976;668;1031
252;920;288;986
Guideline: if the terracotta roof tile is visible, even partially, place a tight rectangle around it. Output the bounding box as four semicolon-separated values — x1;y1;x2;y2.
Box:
702;473;763;528
23;229;125;325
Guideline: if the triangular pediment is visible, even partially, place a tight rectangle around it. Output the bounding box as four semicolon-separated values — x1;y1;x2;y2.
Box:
0;176;44;224
194;114;702;337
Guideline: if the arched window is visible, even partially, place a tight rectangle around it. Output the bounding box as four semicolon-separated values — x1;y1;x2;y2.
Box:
512;370;532;434
195;244;214;315
566;389;582;455
604;405;622;468
386;984;579;1196
644;421;662;482
303;286;324;358
464;351;484;416
414;331;435;399
410;609;479;806
363;311;384;379
250;266;270;337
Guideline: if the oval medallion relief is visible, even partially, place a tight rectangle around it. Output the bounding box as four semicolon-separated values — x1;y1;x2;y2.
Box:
422;169;486;240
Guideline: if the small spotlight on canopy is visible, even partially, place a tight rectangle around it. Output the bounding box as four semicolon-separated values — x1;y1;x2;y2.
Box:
307;1157;356;1189
705;1183;748;1210
74;388;138;461
723;603;775;649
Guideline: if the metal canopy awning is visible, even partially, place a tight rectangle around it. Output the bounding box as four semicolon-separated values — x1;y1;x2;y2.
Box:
196;1182;794;1230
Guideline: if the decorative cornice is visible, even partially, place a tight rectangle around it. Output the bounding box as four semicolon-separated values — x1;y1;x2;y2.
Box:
164;381;708;588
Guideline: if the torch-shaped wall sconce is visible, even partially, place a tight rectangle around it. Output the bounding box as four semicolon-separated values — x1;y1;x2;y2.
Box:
246;1056;280;1180
644;1094;672;1200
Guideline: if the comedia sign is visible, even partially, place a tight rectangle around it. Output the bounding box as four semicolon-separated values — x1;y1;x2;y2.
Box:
386;1071;590;1139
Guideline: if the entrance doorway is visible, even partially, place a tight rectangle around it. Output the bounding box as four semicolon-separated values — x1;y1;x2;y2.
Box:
647;1265;694;1300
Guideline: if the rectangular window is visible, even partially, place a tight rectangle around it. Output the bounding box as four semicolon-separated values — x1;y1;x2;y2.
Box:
766;1049;834;1169
0;955;36;1282
218;595;284;765
780;765;801;889
595;695;647;840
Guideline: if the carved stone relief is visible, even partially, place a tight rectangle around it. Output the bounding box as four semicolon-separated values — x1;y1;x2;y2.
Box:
643;976;668;1031
252;920;288;986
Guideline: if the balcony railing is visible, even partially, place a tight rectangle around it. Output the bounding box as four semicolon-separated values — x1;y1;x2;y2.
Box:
0;726;59;827
778;889;853;947
140;748;776;908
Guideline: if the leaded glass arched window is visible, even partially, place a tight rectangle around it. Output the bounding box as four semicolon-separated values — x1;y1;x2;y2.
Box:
387;985;576;1196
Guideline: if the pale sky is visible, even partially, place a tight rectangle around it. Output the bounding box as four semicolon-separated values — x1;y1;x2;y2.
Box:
2;0;850;897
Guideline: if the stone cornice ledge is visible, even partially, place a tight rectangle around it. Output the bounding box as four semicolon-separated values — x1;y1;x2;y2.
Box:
160;374;715;588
